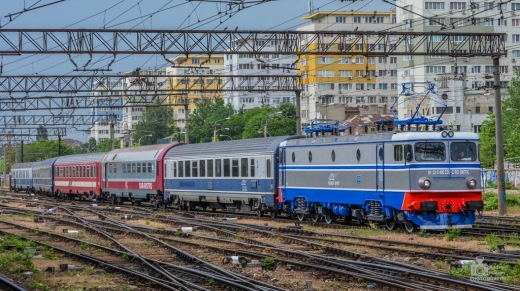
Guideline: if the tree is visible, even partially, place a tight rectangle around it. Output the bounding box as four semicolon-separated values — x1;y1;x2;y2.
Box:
73;137;97;154
36;125;48;141
188;98;234;143
132;100;175;146
21;140;75;162
479;112;496;168
96;138;121;152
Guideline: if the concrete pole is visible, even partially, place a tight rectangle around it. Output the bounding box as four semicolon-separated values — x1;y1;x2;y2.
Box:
213;126;217;143
21;141;24;163
264;122;267;138
110;122;115;150
493;56;507;216
58;135;61;156
184;105;189;144
296;90;302;135
3;145;5;188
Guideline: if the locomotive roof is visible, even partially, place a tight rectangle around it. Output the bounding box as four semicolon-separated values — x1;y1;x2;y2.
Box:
103;143;181;163
165;136;303;159
11;162;36;169
55;152;107;164
32;157;59;168
284;131;479;146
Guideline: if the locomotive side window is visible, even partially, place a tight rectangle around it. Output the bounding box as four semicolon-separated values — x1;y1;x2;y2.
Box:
415;142;445;161
200;160;206;177
394;145;403;161
451;142;477;161
215;159;222;177
207;160;214;177
224;159;231;177
241;158;248;177
250;158;255;177
405;145;413;162
178;161;184;177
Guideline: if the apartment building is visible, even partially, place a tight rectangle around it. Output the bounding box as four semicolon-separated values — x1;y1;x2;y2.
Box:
90;68;168;144
166;55;225;129
223;39;298;112
396;1;516;131
297;11;398;123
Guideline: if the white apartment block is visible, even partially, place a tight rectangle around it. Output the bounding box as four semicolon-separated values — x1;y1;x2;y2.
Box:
396;1;517;131
224;40;298;112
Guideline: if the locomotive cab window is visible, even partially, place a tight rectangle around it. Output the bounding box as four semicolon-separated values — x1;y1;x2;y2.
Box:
415;142;445;161
451;142;477;161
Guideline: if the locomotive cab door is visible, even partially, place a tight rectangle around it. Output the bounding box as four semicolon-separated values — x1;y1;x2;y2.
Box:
375;144;385;195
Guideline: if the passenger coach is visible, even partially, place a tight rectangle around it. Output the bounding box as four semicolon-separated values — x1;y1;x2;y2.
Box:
101;143;181;207
164;136;302;217
32;157;59;195
10;162;35;193
54;153;106;200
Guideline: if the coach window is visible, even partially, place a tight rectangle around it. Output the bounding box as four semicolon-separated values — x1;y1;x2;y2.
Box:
241;158;248;177
267;159;271;178
173;162;177;177
215;159;222;177
126;164;131;174
250;158;255;177
148;162;152;173
232;159;239;177
113;164;117;174
223;159;230;177
200;160;206;177
132;163;136;173
192;161;198;177
178;161;184;177
185;161;191;177
122;164;126;174
207;160;213;177
137;163;141;174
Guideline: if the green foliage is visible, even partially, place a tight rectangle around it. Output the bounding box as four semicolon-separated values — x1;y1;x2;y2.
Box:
188;98;234;143
479;112;496;168
445;229;461;241
131;98;175;146
96;138;121;152
435;262;444;269
36;125;48;141
417;229;430;237
261;257;275;270
79;242;90;249
19;140;75;163
451;260;520;285
207;279;215;286
485;233;503;252
482;191;520;211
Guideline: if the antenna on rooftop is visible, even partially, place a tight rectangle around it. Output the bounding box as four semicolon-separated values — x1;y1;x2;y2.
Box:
308;0;314;14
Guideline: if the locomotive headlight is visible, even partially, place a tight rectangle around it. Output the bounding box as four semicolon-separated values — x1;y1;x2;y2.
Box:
418;177;432;189
466;177;477;189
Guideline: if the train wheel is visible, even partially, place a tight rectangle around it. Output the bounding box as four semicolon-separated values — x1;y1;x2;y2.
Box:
404;222;416;233
324;215;334;224
202;206;208;212
311;214;320;223
270;211;277;219
343;217;352;225
212;208;217;212
385;220;397;231
297;214;306;222
257;210;264;217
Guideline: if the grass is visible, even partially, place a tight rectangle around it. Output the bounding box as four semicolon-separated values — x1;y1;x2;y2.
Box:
261;257;275;271
0;234;37;273
435;262;444;269
445;229;461;241
451;260;520;285
483;191;520;211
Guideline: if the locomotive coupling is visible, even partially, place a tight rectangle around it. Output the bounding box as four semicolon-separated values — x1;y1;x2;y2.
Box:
408;201;438;211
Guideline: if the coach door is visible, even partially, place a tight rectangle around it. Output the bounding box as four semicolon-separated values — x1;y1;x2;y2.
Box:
104;163;109;188
375;144;385;194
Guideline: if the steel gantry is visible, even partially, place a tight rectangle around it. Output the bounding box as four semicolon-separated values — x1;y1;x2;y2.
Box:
0;29;506;56
0;114;117;127
0;28;509;214
0;74;300;94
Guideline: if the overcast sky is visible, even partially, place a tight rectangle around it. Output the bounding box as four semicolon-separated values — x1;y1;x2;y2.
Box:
1;0;386;142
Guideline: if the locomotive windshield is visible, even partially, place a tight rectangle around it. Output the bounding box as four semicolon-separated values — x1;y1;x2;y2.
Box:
450;142;478;161
415;142;445;161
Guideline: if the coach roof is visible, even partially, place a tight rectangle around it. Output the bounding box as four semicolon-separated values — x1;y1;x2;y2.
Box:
103;143;181;163
165;136;303;159
55;152;107;164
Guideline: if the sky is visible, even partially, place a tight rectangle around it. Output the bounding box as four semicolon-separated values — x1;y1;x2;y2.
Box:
0;0;386;142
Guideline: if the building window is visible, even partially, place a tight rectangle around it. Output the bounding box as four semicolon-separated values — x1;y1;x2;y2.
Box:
354;16;361;23
317;70;334;77
390;57;397;64
317;57;334;64
450;2;466;10
426;66;446;73
380;96;388;103
513;3;520;10
513;35;520;42
425;2;445;9
402;19;412;29
339;70;352;77
379;83;388;90
339;83;352;90
426;18;445;26
338;57;351;64
192;59;200;64
355;57;364;64
484;18;494;26
336;16;346;23
471;66;481;73
355;84;364;90
475;107;481;113
356;96;365;104
498;18;507;26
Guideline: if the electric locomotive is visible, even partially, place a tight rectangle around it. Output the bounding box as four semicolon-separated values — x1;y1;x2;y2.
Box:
279;130;483;232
